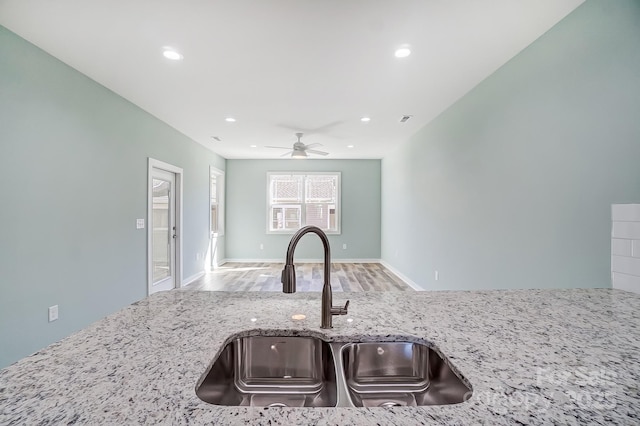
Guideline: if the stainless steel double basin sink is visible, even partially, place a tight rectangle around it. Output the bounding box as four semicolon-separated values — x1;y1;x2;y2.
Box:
195;335;472;408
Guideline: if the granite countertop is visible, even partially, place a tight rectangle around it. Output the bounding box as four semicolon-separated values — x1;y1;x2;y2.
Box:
1;288;639;425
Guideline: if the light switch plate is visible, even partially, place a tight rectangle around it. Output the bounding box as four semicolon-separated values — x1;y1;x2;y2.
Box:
136;219;145;229
48;305;59;322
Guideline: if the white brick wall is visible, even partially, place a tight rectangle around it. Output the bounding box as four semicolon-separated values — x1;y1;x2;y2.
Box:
612;204;640;294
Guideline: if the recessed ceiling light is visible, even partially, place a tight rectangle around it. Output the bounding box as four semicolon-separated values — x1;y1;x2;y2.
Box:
250;145;257;148
162;48;183;61
225;117;236;122
347;145;354;148
360;117;371;122
394;47;411;58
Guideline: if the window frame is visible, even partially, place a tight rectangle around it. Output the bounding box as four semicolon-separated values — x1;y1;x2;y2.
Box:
266;171;341;235
210;166;225;237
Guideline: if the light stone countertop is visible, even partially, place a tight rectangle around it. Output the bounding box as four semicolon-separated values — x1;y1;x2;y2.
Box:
1;288;639;425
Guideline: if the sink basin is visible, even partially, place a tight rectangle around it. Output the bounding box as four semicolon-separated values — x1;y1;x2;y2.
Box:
340;342;472;407
196;336;337;407
196;335;471;408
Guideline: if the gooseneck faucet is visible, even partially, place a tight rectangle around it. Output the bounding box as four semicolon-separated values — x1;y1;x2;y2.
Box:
281;225;349;329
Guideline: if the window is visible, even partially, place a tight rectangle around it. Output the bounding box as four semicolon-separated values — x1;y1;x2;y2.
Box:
267;172;340;234
210;167;225;235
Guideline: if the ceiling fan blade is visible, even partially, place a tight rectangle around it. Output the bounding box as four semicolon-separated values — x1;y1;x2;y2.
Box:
311;120;343;134
303;143;322;149
280;151;294;157
265;145;291;150
306;149;329;156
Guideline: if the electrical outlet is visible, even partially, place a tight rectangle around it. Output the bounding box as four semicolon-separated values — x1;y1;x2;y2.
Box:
343;243;347;250
136;218;145;229
434;271;439;281
48;305;59;322
260;243;264;250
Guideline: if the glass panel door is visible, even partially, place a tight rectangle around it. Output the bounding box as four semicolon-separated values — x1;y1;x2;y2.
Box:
151;168;176;291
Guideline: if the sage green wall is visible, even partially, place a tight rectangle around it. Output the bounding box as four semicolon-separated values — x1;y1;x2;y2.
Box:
226;159;381;261
382;0;640;290
0;27;225;368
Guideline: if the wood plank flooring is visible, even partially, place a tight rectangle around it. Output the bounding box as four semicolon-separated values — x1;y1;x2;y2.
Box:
182;262;413;292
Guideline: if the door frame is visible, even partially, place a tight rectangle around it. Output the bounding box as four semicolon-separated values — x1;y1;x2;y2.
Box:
147;158;184;295
208;165;225;271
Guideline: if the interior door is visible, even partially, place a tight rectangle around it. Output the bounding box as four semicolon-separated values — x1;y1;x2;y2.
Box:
150;168;176;293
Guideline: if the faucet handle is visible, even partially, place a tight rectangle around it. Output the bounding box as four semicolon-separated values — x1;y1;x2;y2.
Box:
331;300;350;316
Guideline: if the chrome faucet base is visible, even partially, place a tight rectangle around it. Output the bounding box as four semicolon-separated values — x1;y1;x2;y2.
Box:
281;226;349;329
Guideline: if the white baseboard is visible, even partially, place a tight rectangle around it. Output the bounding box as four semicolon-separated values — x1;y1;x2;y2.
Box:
182;271;205;287
222;258;381;264
379;260;424;291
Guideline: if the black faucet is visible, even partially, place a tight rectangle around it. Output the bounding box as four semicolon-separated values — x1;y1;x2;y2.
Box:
281;226;349;329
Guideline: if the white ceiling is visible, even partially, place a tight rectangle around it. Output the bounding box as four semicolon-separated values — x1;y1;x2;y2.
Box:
0;0;584;159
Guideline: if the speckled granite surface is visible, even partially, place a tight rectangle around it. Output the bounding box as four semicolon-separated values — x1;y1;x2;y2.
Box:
1;289;639;425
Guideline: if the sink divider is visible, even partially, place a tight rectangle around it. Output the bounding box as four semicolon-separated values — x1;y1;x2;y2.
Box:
329;342;356;407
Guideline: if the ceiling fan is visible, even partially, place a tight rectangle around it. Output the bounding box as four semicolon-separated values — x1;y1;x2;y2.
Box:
265;133;329;158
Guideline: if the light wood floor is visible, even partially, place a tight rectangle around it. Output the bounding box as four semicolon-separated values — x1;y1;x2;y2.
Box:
182;262;413;292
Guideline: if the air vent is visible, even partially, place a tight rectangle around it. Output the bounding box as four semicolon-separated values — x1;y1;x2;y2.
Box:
211;136;222;142
399;115;413;123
